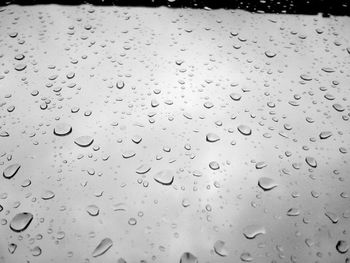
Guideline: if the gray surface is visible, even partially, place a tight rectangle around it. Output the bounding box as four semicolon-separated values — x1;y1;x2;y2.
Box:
0;5;350;263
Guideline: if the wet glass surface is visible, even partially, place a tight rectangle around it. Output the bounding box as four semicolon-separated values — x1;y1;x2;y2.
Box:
0;5;350;262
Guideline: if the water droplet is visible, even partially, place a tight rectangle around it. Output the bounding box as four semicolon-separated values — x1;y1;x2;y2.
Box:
255;162;267;169
31;246;42;256
8;243;17;254
10;212;33;232
74;136;94;147
240;252;253;262
213;240;228;256
287;208;300;216
153;170;174;185
92;238;113;257
258;177;277;191
336;240;348;254
305;156;317;168
15;64;26;71
332;103;345;112
209;161;220;170
237;125;252;136
3;163;21;179
319;131;332;139
86;205;100;216
206;133;220;142
243;225;266;239
136;164;151;174
180;252;198;263
41;190;55;200
54;123;72;136
230;93;242;101
128;217;137;225
265;50;276;58
325;211;339;223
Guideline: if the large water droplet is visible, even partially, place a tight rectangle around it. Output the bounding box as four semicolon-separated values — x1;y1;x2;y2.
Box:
92;238;113;257
153;170;174;185
54;123;72;136
237;125;252;136
213;240;228;256
258;177;277;191
3;163;21;179
305;156;317;168
206;133;220;142
10;212;33;232
74;136;94;147
336;240;348;254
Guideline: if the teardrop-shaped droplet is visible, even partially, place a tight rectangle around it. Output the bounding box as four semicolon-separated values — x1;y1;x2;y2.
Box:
243;224;266;239
92;238;113;257
3;163;21;179
325;211;339;224
54;123;72;136
180;252;198;263
332;103;344;112
8;243;17;254
10;212;33;232
153;170;174;185
305;156;317;168
206;133;220;142
319;131;332;140
213;240;228;257
74;136;94;147
258;177;277;191
237;125;251;136
0;131;9;137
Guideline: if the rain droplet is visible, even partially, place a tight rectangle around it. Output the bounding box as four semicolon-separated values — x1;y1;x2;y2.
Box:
92;238;113;257
213;240;228;257
240;252;253;262
74;136;94;147
3;163;21;179
305;156;317;168
86;205;100;216
237;125;252;136
206;133;220;142
230;93;242;101
336;240;348;254
180;252;198;263
10;212;33;232
243;225;266;239
31;246;42;256
319;131;332;140
153;170;174;185
53;123;72;136
41;190;55;200
258;177;277;191
209;161;220;170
